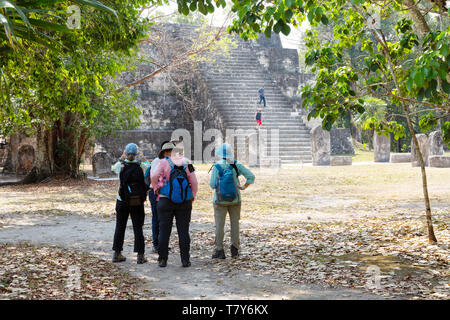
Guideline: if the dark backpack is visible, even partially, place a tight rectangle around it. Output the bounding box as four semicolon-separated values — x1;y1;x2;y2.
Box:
119;162;147;206
159;158;193;204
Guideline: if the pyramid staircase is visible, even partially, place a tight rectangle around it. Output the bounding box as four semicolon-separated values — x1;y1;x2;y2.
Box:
200;38;312;164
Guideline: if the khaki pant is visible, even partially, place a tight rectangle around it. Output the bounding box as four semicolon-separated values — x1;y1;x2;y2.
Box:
213;202;241;251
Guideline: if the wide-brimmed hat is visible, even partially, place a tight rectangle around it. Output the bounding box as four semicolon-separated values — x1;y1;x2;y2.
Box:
158;141;176;158
125;143;138;155
215;143;234;159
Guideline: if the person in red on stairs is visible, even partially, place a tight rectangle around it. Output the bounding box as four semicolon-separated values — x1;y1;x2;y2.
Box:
255;108;262;128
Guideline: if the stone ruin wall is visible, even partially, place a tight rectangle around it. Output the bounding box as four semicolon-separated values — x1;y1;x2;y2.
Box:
1;134;37;174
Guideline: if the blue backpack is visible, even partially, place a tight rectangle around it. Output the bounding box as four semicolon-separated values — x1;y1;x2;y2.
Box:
144;166;151;188
214;161;239;202
159;158;193;204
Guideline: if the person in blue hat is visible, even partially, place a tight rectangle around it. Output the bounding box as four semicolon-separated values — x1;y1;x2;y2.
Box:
258;86;266;107
111;143;149;264
209;143;255;259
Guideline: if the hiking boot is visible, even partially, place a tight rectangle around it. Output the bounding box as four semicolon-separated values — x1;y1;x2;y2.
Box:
137;254;147;264
230;245;239;258
158;257;167;267
181;259;191;268
112;251;126;263
212;249;226;259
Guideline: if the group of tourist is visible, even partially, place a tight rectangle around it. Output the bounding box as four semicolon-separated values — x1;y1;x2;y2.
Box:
111;141;255;267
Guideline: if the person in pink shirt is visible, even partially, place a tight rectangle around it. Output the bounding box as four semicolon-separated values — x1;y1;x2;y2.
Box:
151;141;198;268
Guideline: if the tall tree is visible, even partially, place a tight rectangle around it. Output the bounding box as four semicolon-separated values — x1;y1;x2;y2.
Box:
1;1;162;178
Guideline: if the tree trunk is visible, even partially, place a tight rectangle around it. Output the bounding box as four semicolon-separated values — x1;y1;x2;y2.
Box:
402;104;438;243
29;125;54;182
366;19;438;244
30;118;88;180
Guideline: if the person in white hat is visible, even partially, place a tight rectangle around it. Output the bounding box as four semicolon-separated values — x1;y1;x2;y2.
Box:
151;141;198;268
209;143;255;259
147;140;172;253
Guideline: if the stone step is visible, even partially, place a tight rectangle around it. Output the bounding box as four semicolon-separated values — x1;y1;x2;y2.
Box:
213;96;289;100
211;92;288;97
214;102;293;106
204;74;274;78
213;97;289;102
226;124;308;129
219;110;300;115
209;87;280;92
206;79;275;83
232;134;311;140
221;116;305;121
226;122;307;127
223;119;307;125
231;131;311;136
215;106;293;110
208;86;283;90
206;64;263;68
263;148;312;153
205;75;270;79
230;129;310;134
260;151;312;156
208;83;280;88
215;107;294;111
205;77;272;82
225;121;307;127
212;94;287;99
203;65;264;69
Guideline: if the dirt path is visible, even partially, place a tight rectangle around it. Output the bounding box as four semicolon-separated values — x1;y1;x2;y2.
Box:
0;213;383;300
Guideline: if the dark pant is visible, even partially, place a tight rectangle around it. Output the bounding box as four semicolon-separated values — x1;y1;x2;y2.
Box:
112;200;145;254
157;197;192;262
259;95;266;107
148;189;159;248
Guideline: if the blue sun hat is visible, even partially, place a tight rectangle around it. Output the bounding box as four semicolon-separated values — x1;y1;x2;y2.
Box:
215;143;234;159
125;143;138;156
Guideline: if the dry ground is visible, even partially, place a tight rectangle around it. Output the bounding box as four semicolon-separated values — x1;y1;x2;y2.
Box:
0;162;449;299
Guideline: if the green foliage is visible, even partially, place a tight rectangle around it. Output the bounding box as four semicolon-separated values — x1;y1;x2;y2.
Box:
442;121;450;145
0;0;160;175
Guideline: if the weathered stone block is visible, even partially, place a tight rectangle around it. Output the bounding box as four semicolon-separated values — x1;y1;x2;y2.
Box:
373;133;390;162
429;130;444;156
411;134;430;167
17;145;35;174
330;128;354;155
311;126;330;166
92;152;114;177
429;155;450;168
390;153;411;163
330;156;352;166
245;133;260;167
